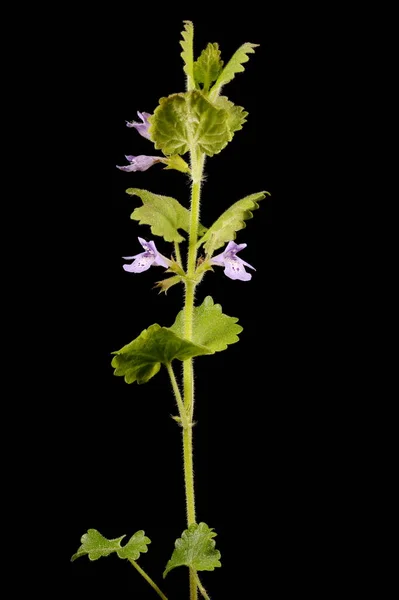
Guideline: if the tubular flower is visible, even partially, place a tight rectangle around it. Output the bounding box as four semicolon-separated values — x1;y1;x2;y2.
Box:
116;155;164;172
123;238;171;273
125;111;152;139
210;241;255;281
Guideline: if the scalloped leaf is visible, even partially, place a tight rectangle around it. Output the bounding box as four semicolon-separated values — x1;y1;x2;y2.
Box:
111;324;212;384
71;529;150;562
164;522;221;577
198;191;269;255
180;20;195;90
149;91;230;157
117;531;151;560
170;296;242;353
209;42;259;100
127;188;207;242
214;96;248;137
194;43;224;92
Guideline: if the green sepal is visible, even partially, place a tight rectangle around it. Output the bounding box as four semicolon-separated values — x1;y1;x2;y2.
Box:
162;154;191;174
153;275;182;294
209;42;259;100
198;191;269;255
166;257;186;277
149;91;230;157
71;529;150;562
180;20;195;90
194;42;224;92
126;188;207;243
164;522;221;578
170;296;242;353
111;324;212;384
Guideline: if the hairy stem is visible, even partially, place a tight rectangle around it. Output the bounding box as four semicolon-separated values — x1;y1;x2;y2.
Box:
128;558;168;600
193;570;211;600
182;147;205;600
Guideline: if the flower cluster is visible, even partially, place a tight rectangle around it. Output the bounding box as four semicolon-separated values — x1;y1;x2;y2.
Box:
117;109;256;282
123;238;255;282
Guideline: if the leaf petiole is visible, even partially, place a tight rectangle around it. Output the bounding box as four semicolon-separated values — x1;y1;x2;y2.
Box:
128;558;168;600
166;362;189;430
193;570;211;600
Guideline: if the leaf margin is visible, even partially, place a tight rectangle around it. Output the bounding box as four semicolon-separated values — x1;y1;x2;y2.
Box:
209;42;259;100
197;191;270;255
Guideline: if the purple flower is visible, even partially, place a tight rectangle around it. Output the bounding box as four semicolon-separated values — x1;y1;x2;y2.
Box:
211;241;255;281
123;237;170;273
116;155;163;172
125;111;152;140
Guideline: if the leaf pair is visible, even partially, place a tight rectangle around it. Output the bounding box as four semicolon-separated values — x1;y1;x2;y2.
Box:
180;20;258;99
111;296;242;385
127;187;268;251
149;21;258;158
72;523;221;577
149;90;234;157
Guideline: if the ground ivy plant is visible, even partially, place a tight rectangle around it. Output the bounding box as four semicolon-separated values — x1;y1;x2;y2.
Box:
72;20;269;600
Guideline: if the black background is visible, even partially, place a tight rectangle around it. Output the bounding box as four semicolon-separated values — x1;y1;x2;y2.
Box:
22;6;350;599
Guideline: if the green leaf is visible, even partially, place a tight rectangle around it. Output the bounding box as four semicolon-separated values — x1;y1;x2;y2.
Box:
111;324;212;385
214;96;248;138
194;43;224;92
163;154;191;174
164;522;221;577
117;531;151;560
149;91;230;157
170;296;242;353
71;529;150;562
198;191;269;255
180;20;195;90
126;188;207;243
209;42;259;100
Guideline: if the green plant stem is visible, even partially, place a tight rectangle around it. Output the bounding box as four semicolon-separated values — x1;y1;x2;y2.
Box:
128;558;168;600
182;147;205;600
193;571;211;600
174;241;183;269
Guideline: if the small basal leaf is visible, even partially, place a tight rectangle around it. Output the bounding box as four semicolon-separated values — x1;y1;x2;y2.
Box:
180;20;195;90
209;42;259;101
149;91;230;157
170;296;242;353
198;191;269;255
194;42;224;92
71;530;124;561
126;188;207;243
71;529;150;562
117;531;151;561
214;96;248;137
164;522;221;578
111;324;212;384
